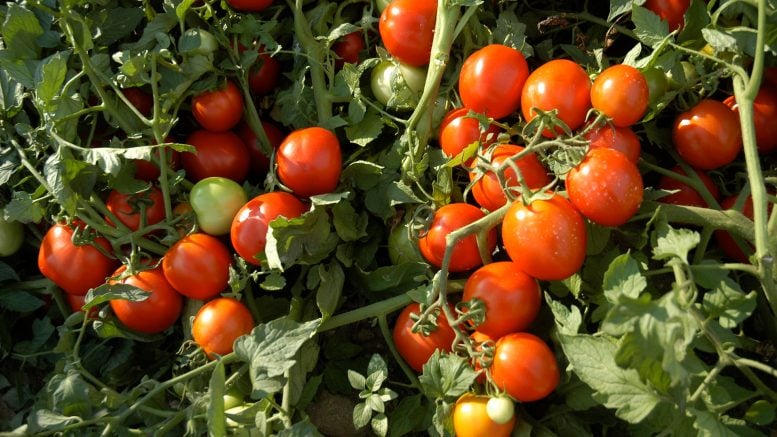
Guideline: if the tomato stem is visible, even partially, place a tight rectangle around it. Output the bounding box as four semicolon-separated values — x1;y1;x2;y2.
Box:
378;314;424;394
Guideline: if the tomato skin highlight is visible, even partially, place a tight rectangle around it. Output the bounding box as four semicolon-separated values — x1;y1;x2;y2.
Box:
379;0;436;67
109;266;182;334
192;297;255;359
723;87;777;155
183;129;251;183
461;261;541;338
162;233;232;300
469;144;550;212
591;64;649;127
566;148;644;227
521;59;592;136
453;393;516;437
276;127;342;197
230;192;308;266
38;224;116;296
583;124;641;164
658;166;719;208
392;302;455;372
105;186;166;232
458;44;530;119
672;99;742;170
417;203;497;273
501;194;586;281
490;332;560;402
191;80;244;132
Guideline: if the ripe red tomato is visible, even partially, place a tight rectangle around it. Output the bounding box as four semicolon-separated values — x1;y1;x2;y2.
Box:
134;143;181;182
276;127;342;197
458;44;530;119
764;67;777;90
453;393;516;437
105;186;166;232
644;0;690;31
332;31;365;69
490;332;560;402
191;80;244;132
379;0;436;66
672;99;742;170
583;124;641;164
469;144;550;212
183;129;250;183
714;195;755;263
723;88;777;154
248;48;280;96
566;148;644;227
439;108;501;160
658;166;719;208
521;59;592;136
192;297;255;358
461;261;541;338
38;223;116;296
109;265;183;334
417;203;498;273
123;87;153;117
226;0;272;12
591;64;649;127
392;302;456;372
162;233;232;300
65;293;98;318
501;193;586;281
236;121;285;176
231;192;307;266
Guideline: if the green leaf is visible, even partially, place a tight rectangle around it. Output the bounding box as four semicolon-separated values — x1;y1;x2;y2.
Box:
702;28;739;53
265;208;339;271
608;0;634;21
419;351;476;399
332;200;368;241
689;408;739;437
493;11;532;56
547;294;583;335
83;283;150;311
14;317;55;355
0;261;20;282
372;413;389;437
603;253;647;302
348;369;367;390
260;271;286;291
207;360;227;437
652;220;699;263
354;263;430;296
49;368;92;418
276;418;324;437
345;107;384;147
0;290;45;312
233;318;320;398
26;409;80;433
365;180;423;220
366;370;387;393
702;278;757;329
0;69;24;115
677;0;709;42
353;402;372;428
744;400;775;426
95;8;145;46
312;261;344;319
2;4;44;60
557;333;663;423
632;5;670;47
367;354;389;377
388;394;427;437
35;51;70;111
341;160;384;191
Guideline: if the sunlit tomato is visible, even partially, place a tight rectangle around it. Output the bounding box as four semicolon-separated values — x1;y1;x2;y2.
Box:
276;127;342;197
591;64;649;127
370;61;426;111
191;80;244;132
248;49;280;96
0;216;24;257
566;148;644;227
644;0;690;31
461;261;541;338
192;297;255;358
226;0;272;12
502;193;586;281
183;129;250;183
470;144;550;212
453;394;516;437
490;332;559;402
672;99;742;170
583;124;641;164
392;302;455;372
105;186;166;232
714;195;756;263
723;88;777;154
658;166;719;208
458;44;530;119
109;265;183;334
122;87;153;117
417;203;498;273
642;67;669;105
439;108;501;161
162;233;232;300
38;223;116;296
189;177;248;236
379;0;436;66
230;192;307;266
332;31;365;69
237;121;285;176
521;59;592;136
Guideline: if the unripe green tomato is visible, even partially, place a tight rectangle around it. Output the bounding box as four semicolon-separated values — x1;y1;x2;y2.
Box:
387;220;425;265
223;388;244;410
190;177;248;236
666;61;698;89
370;60;426;111
486;396;515;425
0;216;24;257
376;0;391;12
641;67;669;105
179;28;218;56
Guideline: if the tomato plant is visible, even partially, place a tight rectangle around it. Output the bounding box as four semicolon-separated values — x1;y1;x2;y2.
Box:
723;87;777;154
714;194;755;263
379;0;436;66
230;192;307;265
109;265;183;334
162;233;232;300
583;123;641;163
590;64;649;127
439;108;500;161
461;261;541;338
276;127;342;197
672;99;742;170
453;393;515;437
490;332;560;402
501;193;586;281
189;177;248;236
387;214;426;265
644;0;690;31
332;31;364;69
192;297;255;358
641;67;669;105
469;144;550;212
226;0;272;13
236;121;285;176
417;203;497;273
133;143;181;182
191;80;244;132
370;60;426;111
392;302;455;372
105;186;166;232
183;129;251;183
458;44;529;119
0;216;24;257
122;87;153;117
248;48;281;96
566;148;644;227
521;59;592;135
658;166;719;208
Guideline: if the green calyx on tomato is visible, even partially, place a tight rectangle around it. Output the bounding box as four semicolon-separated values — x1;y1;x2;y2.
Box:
190;177;248;236
370;60;426;112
